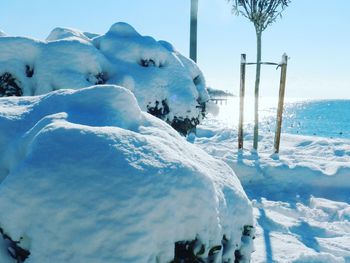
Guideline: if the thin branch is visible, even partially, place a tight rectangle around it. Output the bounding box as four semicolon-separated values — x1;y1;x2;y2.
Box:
228;0;290;33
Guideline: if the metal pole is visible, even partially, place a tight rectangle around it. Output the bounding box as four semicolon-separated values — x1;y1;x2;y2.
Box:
274;53;288;153
189;0;198;62
238;54;246;150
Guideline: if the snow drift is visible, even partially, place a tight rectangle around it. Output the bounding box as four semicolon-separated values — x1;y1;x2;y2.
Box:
194;119;350;262
0;22;210;135
0;86;253;262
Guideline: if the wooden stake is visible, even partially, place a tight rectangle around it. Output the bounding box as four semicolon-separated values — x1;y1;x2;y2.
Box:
274;53;288;153
238;54;246;150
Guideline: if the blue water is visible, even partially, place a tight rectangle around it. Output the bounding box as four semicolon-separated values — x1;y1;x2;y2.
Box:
213;98;350;139
279;100;350;139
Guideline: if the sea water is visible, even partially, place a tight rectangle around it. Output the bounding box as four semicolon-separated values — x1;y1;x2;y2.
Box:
210;97;350;139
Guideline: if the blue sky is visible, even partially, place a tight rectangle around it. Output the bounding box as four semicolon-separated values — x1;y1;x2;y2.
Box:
1;0;349;99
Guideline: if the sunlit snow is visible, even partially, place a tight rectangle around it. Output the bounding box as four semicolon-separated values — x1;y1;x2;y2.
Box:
194;99;350;262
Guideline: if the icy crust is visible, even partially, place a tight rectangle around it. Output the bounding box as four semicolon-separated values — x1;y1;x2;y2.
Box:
0;86;253;263
0;22;210;134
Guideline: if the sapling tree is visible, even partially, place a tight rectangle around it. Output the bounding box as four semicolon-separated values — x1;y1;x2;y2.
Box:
228;0;290;150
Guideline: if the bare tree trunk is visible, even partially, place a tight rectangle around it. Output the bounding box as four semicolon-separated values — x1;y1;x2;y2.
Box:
190;0;198;62
253;31;262;150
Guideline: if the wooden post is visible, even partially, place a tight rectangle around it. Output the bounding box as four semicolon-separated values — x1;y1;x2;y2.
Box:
274;53;288;153
238;54;246;150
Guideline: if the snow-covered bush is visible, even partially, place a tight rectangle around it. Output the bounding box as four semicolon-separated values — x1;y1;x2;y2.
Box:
0;73;22;97
0;22;211;135
0;86;253;262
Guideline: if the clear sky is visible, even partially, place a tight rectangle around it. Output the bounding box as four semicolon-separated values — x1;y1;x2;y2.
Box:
1;0;349;99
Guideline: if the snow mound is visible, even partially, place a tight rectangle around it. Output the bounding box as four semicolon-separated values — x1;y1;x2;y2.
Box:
0;22;210;135
93;22;209;134
35;40;108;94
46;27;92;42
106;22;141;37
0;86;253;262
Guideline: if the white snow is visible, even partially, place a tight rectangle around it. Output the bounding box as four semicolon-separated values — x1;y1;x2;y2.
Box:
0;22;211;126
194;116;350;262
35;39;108;94
2;20;349;263
92;22;209;122
0;86;253;262
46;27;94;42
0;37;41;95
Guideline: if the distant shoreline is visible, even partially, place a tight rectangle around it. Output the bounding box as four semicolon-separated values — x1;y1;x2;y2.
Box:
207;87;235;98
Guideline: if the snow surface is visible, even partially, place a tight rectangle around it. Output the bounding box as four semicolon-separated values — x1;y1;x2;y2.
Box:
0;86;253;262
2;20;349;263
46;27;94;42
194;117;350;262
0;22;211;126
